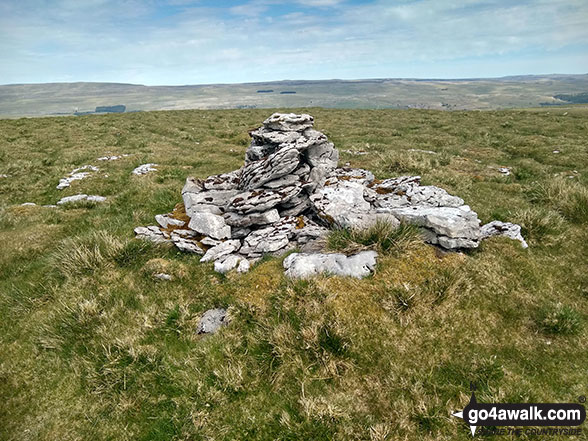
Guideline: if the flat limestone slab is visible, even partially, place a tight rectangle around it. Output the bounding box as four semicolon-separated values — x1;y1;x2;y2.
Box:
283;251;378;279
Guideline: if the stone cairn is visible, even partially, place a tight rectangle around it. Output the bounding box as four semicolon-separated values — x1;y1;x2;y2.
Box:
135;113;526;277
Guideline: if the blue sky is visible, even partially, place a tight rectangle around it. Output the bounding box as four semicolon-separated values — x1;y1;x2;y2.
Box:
1;0;587;85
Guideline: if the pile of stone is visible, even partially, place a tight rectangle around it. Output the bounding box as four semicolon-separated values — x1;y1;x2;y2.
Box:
135;113;526;277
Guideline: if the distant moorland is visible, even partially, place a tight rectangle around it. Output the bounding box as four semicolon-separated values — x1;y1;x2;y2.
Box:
1;74;588;117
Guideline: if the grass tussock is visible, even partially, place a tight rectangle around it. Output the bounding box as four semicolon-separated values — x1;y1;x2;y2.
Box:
327;221;422;256
51;230;128;277
537;302;582;336
528;176;588;224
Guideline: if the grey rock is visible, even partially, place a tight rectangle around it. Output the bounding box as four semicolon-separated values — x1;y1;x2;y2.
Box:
326;168;375;186
200;236;222;247
480;221;528;248
305;141;339;171
197;308;228;334
171;233;205;254
224;208;280;227
240;146;300;189
283;251;378;279
132;163;158;175
188;212;231;240
183;188;239;216
311;180;394;229
200;239;241;263
155;214;186;229
228;185;302;214
154;273;173;281
239;217;298;257
134;226;171;244
263;113;314;132
390;205;481;248
57;194;106;205
262;173;303;189
213;254;250;274
21;202;37;206
57;165;99;190
202;170;242;190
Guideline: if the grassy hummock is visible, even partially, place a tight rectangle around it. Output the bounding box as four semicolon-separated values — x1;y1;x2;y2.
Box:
0;107;586;440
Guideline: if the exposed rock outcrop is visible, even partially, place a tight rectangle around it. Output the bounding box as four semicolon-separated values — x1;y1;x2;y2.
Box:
135;113;526;276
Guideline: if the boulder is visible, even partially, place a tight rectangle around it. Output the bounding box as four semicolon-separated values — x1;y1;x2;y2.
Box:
197;308;228;334
188;212;231;240
283;251;378;279
480;221;528;248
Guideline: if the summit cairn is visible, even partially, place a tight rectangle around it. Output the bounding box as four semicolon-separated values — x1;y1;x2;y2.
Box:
135;113;525;277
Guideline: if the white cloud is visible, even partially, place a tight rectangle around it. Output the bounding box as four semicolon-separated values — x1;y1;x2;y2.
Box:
1;0;587;84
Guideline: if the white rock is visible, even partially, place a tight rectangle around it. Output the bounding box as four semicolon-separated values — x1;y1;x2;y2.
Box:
154;273;173;281
155;214;186;229
213;254;249;274
57;165;99;190
197;308;228;334
57;194;106;205
21;202;36;206
223;209;280;227
135;226;170;244
237;258;251;273
132;163;158;175
480;221;528;248
188;212;231;240
283;251;378;279
200;240;241;263
171;233;205;254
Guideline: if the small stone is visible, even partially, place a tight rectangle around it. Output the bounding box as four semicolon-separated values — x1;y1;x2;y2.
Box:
154;273;173;281
213;254;248;274
132;163;158;175
21;202;36;206
171;233;205;254
135;226;170;244
57;194;106;205
200;239;241;263
155;214;186;229
197;308;228;334
480;221;528;248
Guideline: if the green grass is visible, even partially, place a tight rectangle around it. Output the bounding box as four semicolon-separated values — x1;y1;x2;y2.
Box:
1;107;587;440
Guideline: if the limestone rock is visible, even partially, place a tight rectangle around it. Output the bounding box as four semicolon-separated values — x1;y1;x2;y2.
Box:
57;194;106;205
480;221;528;248
283;251;378;279
155;214;186;229
239;146;300;189
200;239;241;263
228;185;302;214
188;212;231;240
170;233;205;254
263;113;314;132
390;205;481;248
197;308;228;334
213;254;250;274
135;226;170;244
224;208;280;227
132;163;157;175
57;165;99;190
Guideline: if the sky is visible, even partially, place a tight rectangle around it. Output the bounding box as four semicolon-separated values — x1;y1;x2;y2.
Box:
1;0;587;85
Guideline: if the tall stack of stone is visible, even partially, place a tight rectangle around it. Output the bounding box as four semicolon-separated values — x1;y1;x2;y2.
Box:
135;113;526;275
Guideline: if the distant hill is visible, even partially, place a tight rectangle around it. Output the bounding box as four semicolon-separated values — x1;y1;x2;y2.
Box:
1;74;587;117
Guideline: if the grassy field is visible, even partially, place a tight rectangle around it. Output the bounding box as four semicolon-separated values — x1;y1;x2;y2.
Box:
0;107;587;440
